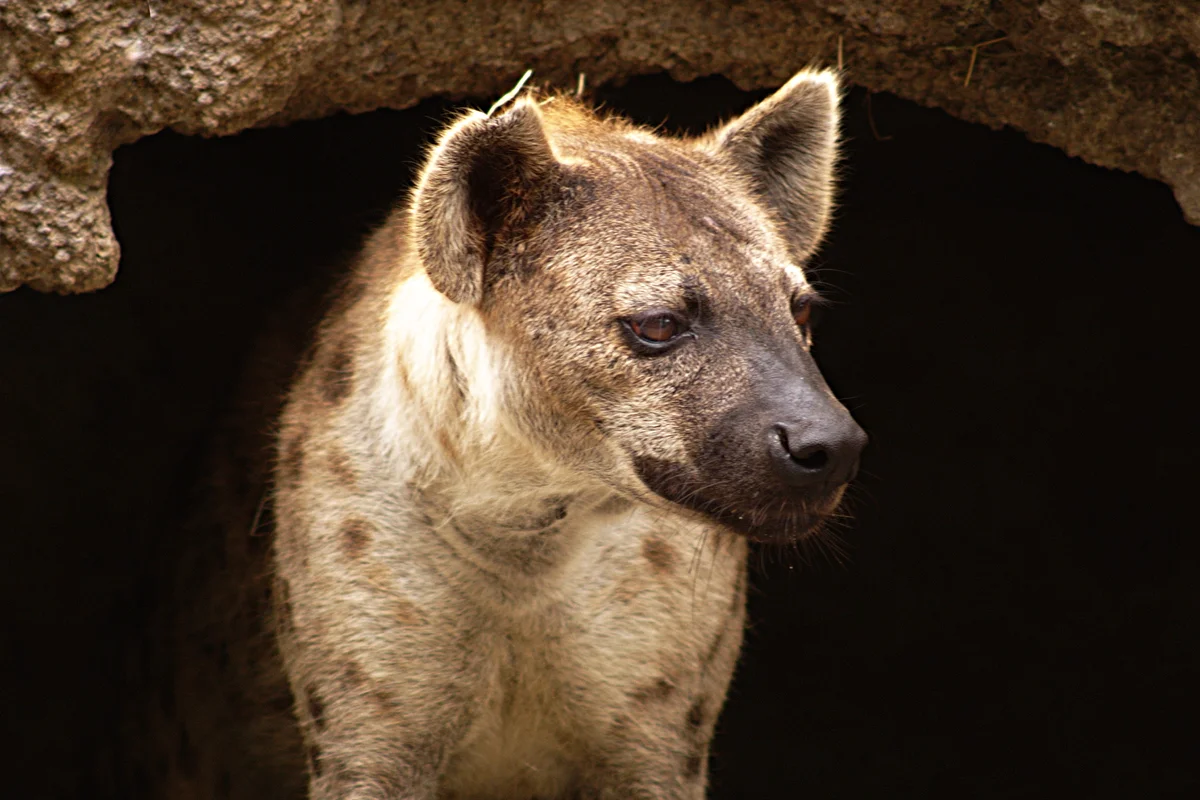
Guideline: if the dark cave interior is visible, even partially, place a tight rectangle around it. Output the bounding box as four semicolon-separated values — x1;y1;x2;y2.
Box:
2;74;1198;798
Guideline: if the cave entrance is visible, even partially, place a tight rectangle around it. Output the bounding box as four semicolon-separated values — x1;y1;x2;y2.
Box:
3;74;1198;797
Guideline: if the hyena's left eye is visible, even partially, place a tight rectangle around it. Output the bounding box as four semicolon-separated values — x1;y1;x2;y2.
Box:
631;313;682;342
624;309;690;352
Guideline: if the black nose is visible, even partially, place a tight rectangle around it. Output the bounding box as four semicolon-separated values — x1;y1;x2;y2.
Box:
769;419;867;489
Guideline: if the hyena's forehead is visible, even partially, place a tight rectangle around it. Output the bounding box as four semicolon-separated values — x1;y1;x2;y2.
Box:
552;141;809;304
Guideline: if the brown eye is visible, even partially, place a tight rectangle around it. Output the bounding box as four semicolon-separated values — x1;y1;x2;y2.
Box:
631;314;680;343
793;300;813;328
625;309;690;352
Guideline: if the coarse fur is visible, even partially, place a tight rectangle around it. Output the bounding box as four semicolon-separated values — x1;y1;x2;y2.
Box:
134;69;864;799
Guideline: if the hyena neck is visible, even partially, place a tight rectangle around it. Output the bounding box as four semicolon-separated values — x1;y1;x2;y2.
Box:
359;268;614;582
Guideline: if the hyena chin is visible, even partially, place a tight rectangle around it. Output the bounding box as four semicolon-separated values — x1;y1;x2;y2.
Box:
153;69;866;800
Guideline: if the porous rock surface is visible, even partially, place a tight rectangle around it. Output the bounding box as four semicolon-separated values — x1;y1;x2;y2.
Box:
2;0;1198;293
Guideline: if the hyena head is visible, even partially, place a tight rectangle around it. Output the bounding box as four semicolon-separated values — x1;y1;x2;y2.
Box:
410;70;866;541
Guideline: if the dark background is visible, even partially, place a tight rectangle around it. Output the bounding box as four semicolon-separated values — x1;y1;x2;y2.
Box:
2;74;1197;798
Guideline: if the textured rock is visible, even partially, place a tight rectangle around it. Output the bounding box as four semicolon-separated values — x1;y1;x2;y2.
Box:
2;0;1198;293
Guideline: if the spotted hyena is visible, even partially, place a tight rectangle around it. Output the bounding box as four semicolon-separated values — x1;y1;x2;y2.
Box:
140;69;866;800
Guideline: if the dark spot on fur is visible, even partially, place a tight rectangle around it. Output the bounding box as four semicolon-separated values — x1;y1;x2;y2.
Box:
340;517;373;559
687;699;705;730
684;752;703;779
372;687;395;708
307;690;325;729
320;335;355;404
391;594;422;625
435;427;459;461
343;661;366;688
681;253;692;264
642;537;678;575
326;447;359;489
631;676;676;704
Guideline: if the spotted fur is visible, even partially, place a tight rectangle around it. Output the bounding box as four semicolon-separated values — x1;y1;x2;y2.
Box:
137;70;861;799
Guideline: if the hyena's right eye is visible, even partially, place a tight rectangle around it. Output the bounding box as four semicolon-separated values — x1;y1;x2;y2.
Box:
623;309;691;353
792;299;813;328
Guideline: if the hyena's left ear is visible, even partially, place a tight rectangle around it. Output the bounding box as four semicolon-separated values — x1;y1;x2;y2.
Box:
412;98;560;305
705;70;841;260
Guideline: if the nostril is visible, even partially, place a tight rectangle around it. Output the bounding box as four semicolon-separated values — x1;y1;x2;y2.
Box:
790;445;828;471
774;425;829;473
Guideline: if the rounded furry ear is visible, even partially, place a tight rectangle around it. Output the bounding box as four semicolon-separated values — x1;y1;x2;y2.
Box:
705;70;841;260
411;99;559;305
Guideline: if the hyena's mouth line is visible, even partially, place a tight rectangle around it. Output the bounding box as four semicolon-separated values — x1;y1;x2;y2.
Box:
626;451;855;533
701;499;837;542
645;477;848;542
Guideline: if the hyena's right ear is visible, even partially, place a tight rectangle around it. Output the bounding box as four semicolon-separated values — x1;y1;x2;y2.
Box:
411;98;560;306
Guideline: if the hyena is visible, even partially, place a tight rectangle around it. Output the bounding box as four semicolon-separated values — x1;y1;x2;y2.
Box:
140;69;866;800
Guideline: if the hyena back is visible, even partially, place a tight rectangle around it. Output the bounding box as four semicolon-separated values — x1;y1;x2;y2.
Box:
150;69;866;800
